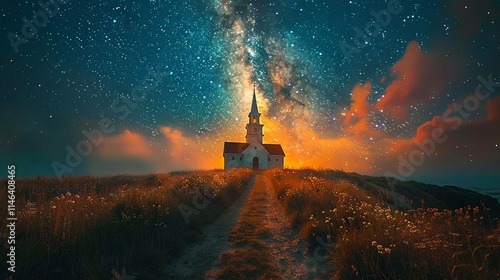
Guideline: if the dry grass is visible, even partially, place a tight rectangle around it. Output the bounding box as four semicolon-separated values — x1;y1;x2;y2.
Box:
218;242;281;280
217;173;281;280
2;168;498;279
265;169;500;280
0;169;253;279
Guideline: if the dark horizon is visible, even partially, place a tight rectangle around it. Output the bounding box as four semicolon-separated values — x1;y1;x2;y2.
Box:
5;167;499;202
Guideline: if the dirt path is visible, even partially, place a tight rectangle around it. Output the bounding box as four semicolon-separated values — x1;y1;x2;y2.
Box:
261;175;309;279
207;173;311;279
165;176;256;279
166;173;330;279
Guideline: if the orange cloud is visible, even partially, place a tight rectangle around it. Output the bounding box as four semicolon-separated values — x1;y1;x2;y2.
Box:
385;95;500;176
412;116;458;144
91;127;221;175
98;130;152;159
160;127;188;160
376;41;461;119
487;95;500;123
343;83;380;138
345;83;371;125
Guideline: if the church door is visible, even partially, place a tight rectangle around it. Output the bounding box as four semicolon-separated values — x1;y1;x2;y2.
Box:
252;157;259;170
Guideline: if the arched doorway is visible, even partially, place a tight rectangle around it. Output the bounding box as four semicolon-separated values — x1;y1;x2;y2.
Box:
252;157;259;170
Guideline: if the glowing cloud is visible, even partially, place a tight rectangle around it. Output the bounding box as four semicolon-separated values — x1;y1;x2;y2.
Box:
376;41;461;119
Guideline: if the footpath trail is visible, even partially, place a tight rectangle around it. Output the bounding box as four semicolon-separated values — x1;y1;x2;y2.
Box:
260;174;310;279
165;176;256;279
207;173;310;279
167;173;330;279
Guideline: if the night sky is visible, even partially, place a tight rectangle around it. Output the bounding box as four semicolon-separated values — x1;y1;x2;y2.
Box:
1;0;499;194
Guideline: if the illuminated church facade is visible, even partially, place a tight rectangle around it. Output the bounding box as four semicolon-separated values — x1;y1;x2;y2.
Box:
223;86;285;170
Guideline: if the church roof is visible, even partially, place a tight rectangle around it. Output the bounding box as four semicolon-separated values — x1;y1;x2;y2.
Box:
262;144;285;156
223;142;285;156
223;142;250;154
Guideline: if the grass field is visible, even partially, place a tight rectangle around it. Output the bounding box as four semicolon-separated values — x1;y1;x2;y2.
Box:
0;169;253;279
1;168;499;279
265;169;500;280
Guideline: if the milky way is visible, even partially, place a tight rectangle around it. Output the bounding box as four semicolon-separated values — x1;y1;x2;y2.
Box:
1;0;499;192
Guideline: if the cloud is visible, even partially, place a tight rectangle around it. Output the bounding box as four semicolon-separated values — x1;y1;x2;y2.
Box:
385;95;500;176
412;116;458;144
486;95;500;123
343;82;380;138
98;130;152;159
376;41;462;119
161;127;188;160
90;127;220;175
410;95;500;147
344;83;371;124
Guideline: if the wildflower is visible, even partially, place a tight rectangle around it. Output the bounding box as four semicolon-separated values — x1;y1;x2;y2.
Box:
51;205;56;209
385;248;391;254
371;241;377;247
377;245;383;251
351;265;359;276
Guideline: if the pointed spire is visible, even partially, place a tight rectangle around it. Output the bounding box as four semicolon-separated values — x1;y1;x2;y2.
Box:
250;83;259;114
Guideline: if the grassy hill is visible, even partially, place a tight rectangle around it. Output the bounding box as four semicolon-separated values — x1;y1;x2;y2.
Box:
266;169;500;279
1;168;499;279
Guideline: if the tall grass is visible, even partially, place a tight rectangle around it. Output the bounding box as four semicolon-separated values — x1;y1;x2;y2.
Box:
265;169;500;280
0;169;252;279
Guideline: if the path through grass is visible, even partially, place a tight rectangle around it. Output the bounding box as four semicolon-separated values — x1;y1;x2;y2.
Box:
166;175;256;279
211;173;312;279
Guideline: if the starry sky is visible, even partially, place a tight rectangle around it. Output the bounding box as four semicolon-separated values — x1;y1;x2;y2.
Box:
1;0;499;194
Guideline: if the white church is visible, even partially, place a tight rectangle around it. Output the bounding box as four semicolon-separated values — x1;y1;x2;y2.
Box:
223;86;285;170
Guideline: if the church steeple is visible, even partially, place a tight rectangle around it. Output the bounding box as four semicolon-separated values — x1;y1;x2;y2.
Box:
250;84;259;114
246;83;264;143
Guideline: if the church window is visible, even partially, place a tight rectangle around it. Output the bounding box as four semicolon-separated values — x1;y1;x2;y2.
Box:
232;156;235;160
240;157;242;161
252;117;257;124
254;128;257;133
276;158;278;161
254;146;257;150
268;158;270;162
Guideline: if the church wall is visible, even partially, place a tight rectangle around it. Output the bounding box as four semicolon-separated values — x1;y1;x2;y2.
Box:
223;153;244;169
243;147;268;169
267;155;285;168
